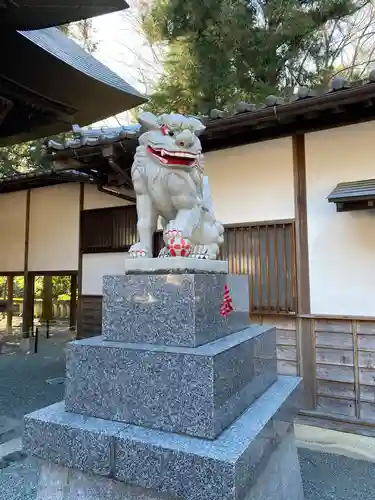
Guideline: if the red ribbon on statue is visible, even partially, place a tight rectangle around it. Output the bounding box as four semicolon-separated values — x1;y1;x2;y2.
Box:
220;284;234;318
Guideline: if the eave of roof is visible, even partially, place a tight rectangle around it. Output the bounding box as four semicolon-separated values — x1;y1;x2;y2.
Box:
0;27;146;145
0;169;98;194
45;72;375;158
6;72;375;197
1;1;129;30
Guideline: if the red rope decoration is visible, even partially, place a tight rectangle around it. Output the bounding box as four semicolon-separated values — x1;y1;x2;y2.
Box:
220;284;234;318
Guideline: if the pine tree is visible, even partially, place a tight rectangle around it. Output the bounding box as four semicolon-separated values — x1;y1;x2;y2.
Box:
143;0;364;114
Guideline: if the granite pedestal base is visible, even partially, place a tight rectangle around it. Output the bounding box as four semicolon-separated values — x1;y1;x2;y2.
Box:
24;265;304;500
102;273;249;347
35;429;303;500
65;325;277;439
24;376;303;500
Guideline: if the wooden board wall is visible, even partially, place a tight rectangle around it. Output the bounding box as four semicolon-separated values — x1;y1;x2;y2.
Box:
312;317;375;422
257;314;375;432
77;295;102;340
252;314;298;376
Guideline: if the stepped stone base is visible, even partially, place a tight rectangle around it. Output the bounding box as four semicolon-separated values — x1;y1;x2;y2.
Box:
24;376;302;500
24;266;304;500
35;428;303;500
65;325;276;439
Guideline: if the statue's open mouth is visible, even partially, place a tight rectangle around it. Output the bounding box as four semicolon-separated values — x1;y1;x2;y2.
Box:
147;146;197;166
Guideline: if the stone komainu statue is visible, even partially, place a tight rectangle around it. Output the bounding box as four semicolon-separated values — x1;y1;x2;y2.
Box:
129;112;224;260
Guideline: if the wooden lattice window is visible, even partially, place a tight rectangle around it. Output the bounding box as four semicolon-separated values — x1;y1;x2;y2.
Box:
81;211;296;314
81;206;138;253
220;222;297;314
153;221;296;313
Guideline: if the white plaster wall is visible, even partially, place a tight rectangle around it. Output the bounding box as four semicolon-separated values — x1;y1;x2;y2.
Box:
28;184;80;272
82;253;129;295
84;184;131;210
204;138;295;224
0;191;27;272
306;121;375;316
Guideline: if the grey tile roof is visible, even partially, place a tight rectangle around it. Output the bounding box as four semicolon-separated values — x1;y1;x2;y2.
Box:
0;168;93;183
19;27;144;99
0;168;99;194
46;72;375;152
327;178;375;202
207;73;375;120
47;124;141;150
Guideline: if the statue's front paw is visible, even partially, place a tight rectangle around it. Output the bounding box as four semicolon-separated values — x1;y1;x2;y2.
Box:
164;228;183;242
158;247;170;258
129;243;151;258
190;244;217;260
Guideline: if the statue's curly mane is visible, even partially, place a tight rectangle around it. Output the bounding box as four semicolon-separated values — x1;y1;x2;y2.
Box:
132;143;147;169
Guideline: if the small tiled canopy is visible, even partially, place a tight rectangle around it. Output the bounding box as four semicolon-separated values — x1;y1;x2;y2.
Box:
327;179;375;211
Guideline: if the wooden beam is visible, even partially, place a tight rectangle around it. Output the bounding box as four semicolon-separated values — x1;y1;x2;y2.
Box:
77;183;84;339
6;274;13;333
292;134;316;410
22;189;32;336
0;74;76;122
41;275;53;322
293;135;311;314
97;185;135;203
70;273;78;331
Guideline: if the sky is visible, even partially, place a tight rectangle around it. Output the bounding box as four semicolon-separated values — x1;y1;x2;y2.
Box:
88;8;162;127
92;12;141;91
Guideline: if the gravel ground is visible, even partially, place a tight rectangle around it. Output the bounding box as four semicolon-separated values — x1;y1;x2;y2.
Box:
0;330;374;499
0;449;374;500
0;328;72;443
300;449;375;499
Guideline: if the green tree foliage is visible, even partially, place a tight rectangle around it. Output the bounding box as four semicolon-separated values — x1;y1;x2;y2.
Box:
0;275;71;300
0;139;54;178
143;0;365;114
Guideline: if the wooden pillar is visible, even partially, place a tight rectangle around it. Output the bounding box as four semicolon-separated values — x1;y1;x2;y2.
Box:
41;275;53;322
22;189;31;337
6;275;13;333
69;274;78;331
77;183;84;339
22;272;34;336
292;134;316;410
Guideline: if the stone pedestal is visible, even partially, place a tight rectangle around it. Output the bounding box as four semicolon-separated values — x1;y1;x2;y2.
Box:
24;258;304;500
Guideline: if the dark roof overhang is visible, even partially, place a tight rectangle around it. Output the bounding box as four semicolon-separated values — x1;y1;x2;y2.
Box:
0;169;98;194
327;179;375;212
0;27;146;145
0;1;129;30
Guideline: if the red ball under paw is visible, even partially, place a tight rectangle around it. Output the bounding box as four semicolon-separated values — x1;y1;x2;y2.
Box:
168;237;191;257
